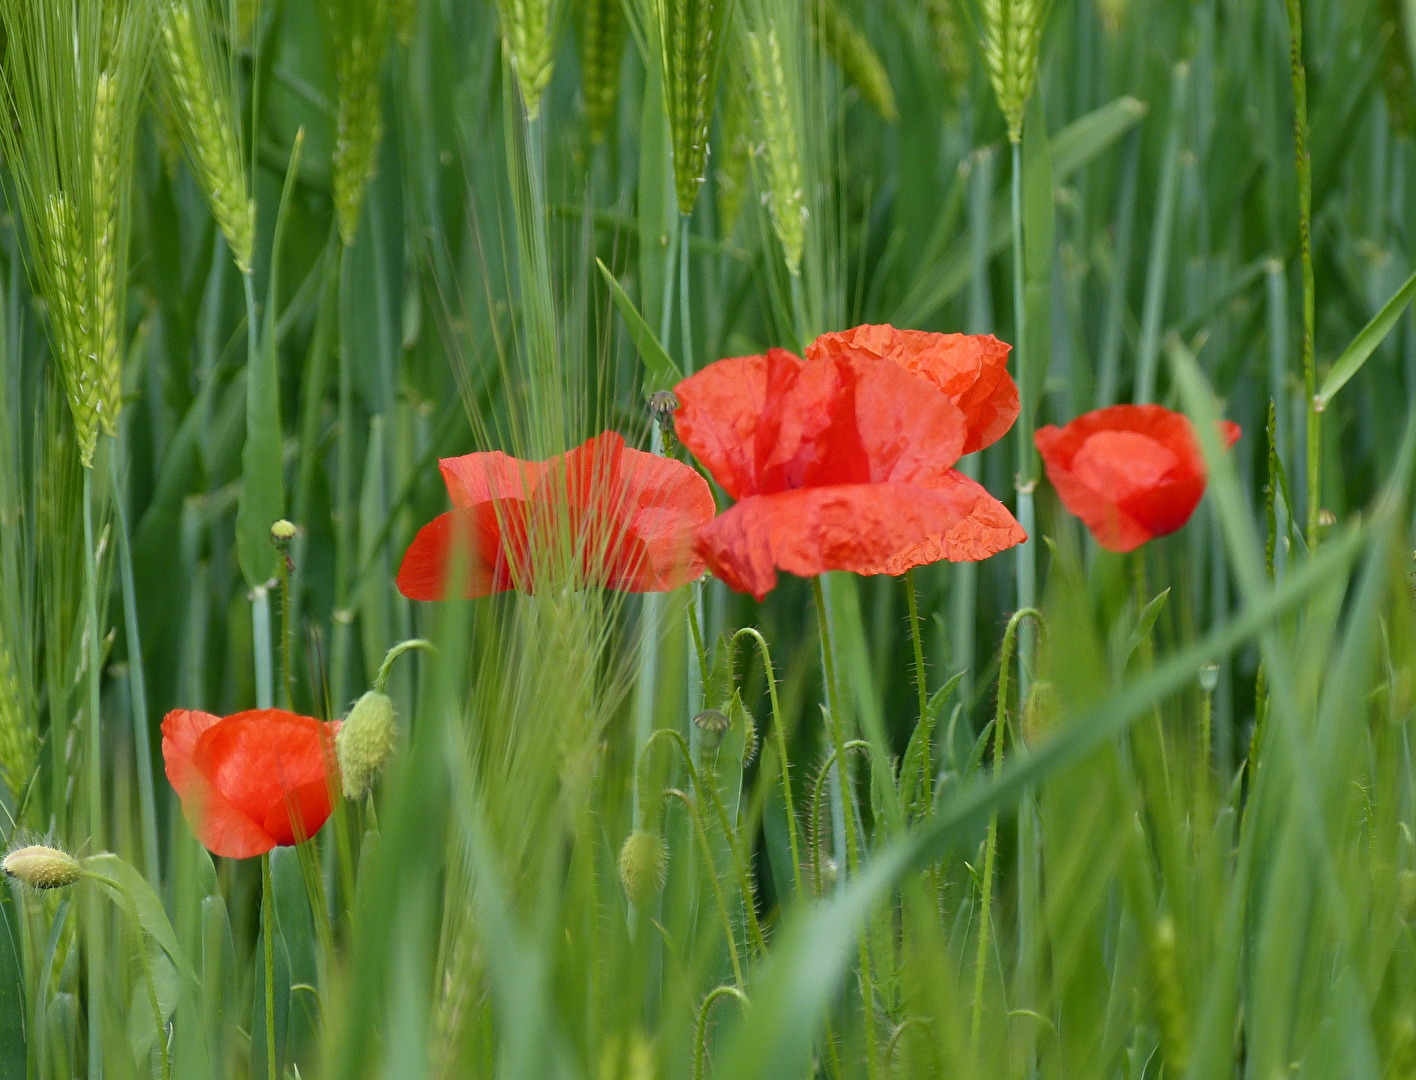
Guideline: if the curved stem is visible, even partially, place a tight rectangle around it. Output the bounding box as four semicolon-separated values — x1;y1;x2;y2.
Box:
693;985;749;1080
812;575;882;1080
809;740;872;895
1011;136;1037;705
1284;0;1319;546
905;569;929;726
82;463;104;1080
374;638;434;694
262;852;277;1080
641;729;767;954
729;628;803;897
109;451;159;881
971;607;1042;1048
663;789;744;986
82;872;172;1080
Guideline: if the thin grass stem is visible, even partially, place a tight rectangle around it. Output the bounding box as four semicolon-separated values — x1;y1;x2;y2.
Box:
812;575;881;1080
109;451;159;881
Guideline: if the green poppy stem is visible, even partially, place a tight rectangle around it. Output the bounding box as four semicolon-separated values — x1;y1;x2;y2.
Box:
813;575;881;1080
262;851;277;1080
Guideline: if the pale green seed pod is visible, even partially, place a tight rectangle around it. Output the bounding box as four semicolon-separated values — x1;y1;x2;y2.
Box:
617;830;668;906
3;845;82;890
337;690;397;799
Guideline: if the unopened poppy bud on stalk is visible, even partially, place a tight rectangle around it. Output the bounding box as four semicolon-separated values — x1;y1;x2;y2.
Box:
337;690;397;800
3;844;82;890
648;390;680;452
270;519;297;545
618;830;667;906
693;708;730;750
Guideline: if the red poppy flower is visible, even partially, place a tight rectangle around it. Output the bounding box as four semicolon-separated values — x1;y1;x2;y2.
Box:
162;709;340;859
1033;404;1242;553
673;345;1025;600
396;431;715;600
805;324;1019;454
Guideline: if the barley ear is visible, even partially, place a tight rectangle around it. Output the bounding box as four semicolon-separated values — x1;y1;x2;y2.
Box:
90;71;122;439
746;25;805;277
158;0;255;273
715;53;752;236
579;0;627;144
661;0;733;216
495;0;557;121
322;0;396;247
0;639;35;804
982;0;1050;143
926;0;969;108
809;0;896;123
42;194;101;466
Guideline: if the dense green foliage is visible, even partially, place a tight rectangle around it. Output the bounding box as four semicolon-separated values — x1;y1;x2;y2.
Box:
3;0;1416;1078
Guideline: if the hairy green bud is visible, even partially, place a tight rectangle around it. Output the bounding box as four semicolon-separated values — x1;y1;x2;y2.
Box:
617;830;667;906
3;845;82;890
337;690;397;799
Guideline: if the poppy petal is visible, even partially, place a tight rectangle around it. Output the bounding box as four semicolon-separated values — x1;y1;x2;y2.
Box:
696;481;1025;600
439;450;543;508
609;445;716;591
806;325;1019;454
1034;404;1239;553
192;710;337;854
395;503;528;599
674;351;793;500
162;709;277;859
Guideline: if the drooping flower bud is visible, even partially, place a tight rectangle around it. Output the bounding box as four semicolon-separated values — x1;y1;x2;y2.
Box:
693;708;730;750
3;844;82;889
1399;870;1416;923
336;690;396;799
1021;680;1059;747
617;830;667;906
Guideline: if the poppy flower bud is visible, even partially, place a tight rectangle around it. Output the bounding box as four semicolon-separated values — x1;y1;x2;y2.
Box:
617;830;667;906
337;690;396;799
270;519;297;545
1198;664;1219;694
693;708;730;750
1021;680;1059;747
3;844;82;889
1400;870;1416;923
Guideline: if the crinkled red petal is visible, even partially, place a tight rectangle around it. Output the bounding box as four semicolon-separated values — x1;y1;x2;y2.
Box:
806;324;1019;454
162;709;275;859
189;710;338;856
697;480;1025;600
